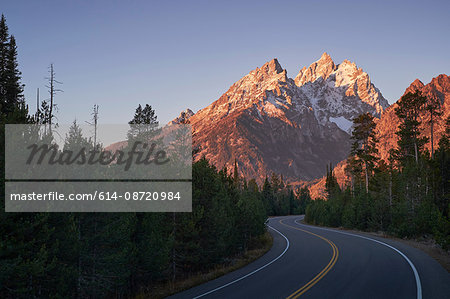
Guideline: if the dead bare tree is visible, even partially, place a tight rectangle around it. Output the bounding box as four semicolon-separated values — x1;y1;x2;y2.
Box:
45;63;63;128
86;104;99;149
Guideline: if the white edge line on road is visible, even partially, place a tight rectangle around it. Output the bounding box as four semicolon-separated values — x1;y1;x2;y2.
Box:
192;224;290;299
294;219;422;299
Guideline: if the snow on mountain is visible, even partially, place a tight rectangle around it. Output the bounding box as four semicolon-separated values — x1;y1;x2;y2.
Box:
183;53;390;182
329;116;353;134
310;74;450;199
295;53;389;131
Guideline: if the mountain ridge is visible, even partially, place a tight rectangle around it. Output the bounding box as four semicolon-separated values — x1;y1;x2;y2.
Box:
175;53;390;183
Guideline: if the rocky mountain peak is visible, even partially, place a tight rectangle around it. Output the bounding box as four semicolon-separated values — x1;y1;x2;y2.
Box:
340;58;356;66
187;59;290;131
187;53;395;183
170;108;194;124
295;52;336;86
247;58;288;85
432;74;450;86
294;53;389;123
264;58;284;74
404;79;425;94
429;74;450;97
403;75;449;103
375;74;449;162
320;51;332;60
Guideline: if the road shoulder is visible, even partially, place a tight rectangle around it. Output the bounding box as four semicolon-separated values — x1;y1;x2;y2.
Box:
300;219;449;273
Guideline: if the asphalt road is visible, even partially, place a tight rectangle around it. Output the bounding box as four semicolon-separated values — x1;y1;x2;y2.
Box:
170;215;450;299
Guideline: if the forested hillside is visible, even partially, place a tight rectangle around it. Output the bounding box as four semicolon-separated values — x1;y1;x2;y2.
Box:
0;15;307;298
306;95;450;249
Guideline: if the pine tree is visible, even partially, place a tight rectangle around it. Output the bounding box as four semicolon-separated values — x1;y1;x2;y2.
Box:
0;15;25;116
130;104;143;123
394;91;428;165
349;112;378;193
4;35;24;113
262;176;274;215
128;104;159;139
128;104;158;126
297;187;312;214
35;100;52;137
141;104;157;125
63;120;92;152
394;91;429;218
0;14;9;109
325;163;340;199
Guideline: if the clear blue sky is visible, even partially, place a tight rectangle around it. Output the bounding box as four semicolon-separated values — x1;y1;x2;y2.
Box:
2;0;449;125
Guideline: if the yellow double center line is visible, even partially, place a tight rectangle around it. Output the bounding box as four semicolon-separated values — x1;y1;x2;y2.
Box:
279;219;339;299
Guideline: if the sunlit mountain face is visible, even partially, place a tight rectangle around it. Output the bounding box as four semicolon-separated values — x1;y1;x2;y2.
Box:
176;53;389;183
310;74;450;199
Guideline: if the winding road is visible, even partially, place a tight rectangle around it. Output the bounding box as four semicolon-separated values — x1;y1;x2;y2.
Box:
170;215;450;299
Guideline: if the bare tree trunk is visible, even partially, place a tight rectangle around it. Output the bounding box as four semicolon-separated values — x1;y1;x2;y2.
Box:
46;63;62;131
389;171;392;206
414;142;418;164
351;175;354;198
430;112;434;159
94;106;97;148
364;160;369;194
36;88;39;121
49;64;54;126
87;105;99;149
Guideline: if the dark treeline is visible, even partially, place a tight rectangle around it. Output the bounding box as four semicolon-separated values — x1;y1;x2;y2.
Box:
0;120;309;298
0;153;269;297
1;120;307;298
0;14;307;298
306;94;450;250
260;172;312;216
